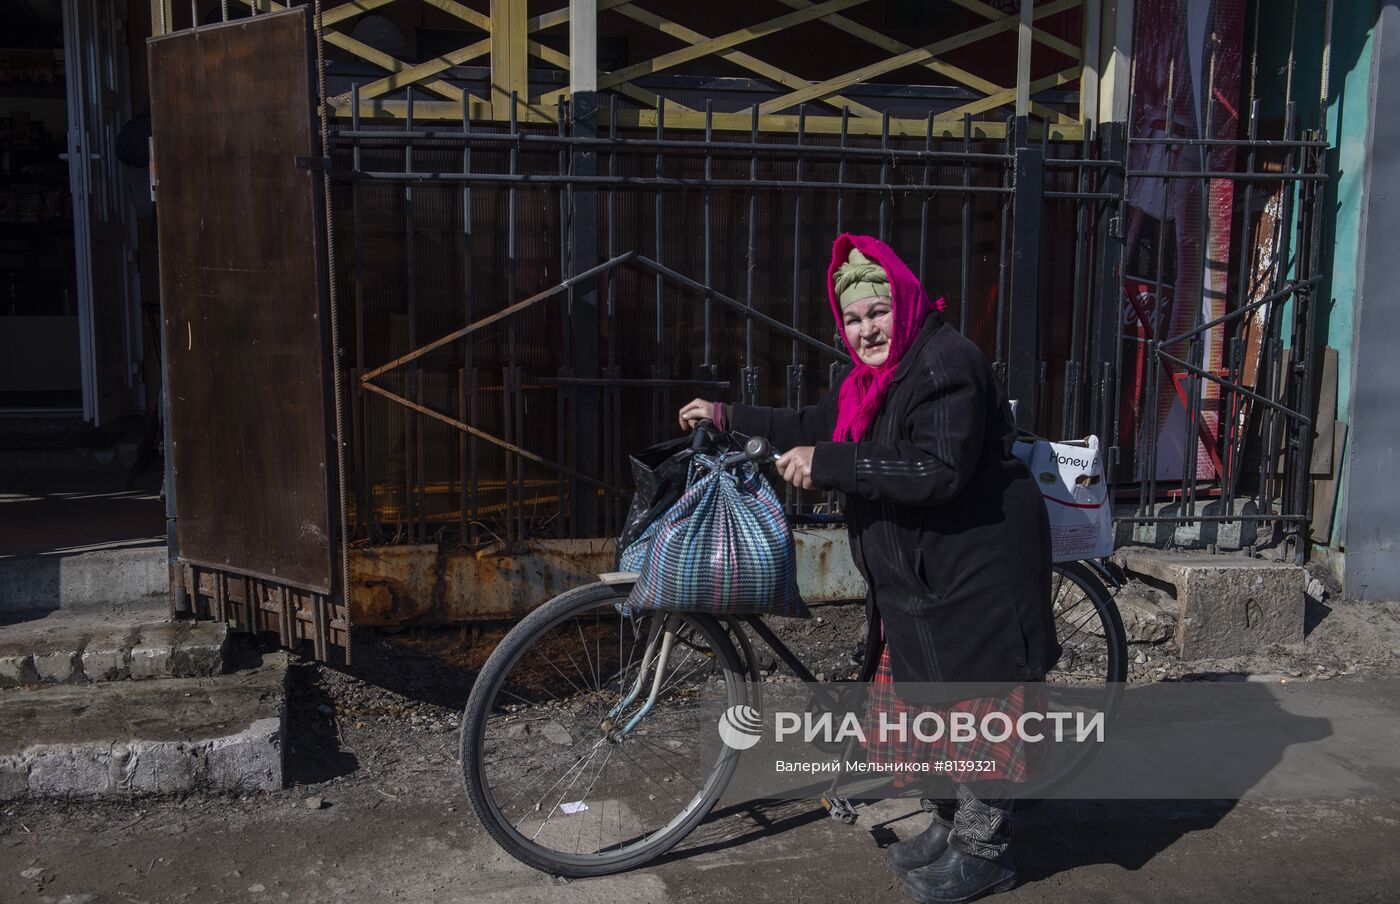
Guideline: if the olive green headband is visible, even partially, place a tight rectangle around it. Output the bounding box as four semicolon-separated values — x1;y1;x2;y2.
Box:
833;248;892;310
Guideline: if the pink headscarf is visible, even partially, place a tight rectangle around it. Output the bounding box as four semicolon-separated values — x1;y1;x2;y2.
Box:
826;234;943;442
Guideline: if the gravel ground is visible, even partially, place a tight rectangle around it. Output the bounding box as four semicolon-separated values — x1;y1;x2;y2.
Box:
5;583;1400;903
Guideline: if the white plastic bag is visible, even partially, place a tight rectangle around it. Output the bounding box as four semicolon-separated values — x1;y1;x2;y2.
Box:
1012;434;1114;562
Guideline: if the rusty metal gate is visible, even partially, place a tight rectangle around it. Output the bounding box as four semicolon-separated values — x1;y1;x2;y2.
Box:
331;100;1120;550
149;8;349;660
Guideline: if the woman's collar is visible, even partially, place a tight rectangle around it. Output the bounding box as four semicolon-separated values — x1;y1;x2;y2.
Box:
886;310;944;384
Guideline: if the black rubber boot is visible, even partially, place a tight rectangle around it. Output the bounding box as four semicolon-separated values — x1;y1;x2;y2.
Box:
901;847;1017;903
883;817;952;877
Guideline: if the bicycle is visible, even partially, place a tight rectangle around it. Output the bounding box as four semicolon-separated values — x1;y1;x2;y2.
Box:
460;429;1128;878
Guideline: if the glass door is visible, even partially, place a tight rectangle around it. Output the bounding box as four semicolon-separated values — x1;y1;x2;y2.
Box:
63;0;138;424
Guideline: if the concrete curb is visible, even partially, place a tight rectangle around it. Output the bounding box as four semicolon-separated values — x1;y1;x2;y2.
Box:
0;716;284;798
0;653;287;799
0;618;227;687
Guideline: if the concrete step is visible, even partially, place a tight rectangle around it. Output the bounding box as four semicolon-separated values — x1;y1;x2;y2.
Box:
1113;549;1305;658
0;611;226;687
0;651;286;798
0;544;169;619
1114;581;1178;644
0;417;142;473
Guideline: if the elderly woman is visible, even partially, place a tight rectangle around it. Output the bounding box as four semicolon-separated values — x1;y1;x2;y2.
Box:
678;234;1059;904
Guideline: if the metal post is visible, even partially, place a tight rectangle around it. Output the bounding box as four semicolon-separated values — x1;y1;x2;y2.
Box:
1090;122;1125;457
1008;145;1045;430
569;0;600;535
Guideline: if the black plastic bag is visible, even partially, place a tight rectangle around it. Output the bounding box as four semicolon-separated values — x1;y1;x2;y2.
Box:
615;426;736;567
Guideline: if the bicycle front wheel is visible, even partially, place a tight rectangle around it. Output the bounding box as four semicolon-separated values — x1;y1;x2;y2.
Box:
461;582;748;877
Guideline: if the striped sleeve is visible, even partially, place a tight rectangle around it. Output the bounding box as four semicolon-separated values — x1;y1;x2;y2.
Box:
810;350;985;505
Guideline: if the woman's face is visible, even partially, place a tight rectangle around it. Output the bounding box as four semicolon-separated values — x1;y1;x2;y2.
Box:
842;296;895;367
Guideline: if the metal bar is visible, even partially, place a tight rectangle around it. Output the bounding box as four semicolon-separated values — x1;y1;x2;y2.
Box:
1127;137;1327;148
632;256;843;358
1289;131;1326;560
360;252;636;382
918;112;932;287
1141;51;1176;516
332;128;1015;164
1223;96;1261;517
744;104;759;405
415;369;426;542
1261;100;1301;517
507;94;521;541
606;95;621;536
995;116;1012;380
278;586;292;648
570;86;601;536
539;377;732;387
458;367;468;543
704;100;716;377
959;111;972;332
1103;139;1126;493
738;615;819;682
1124;170;1327;182
460;94;475;546
469;368;480;545
1007;145;1045;428
361;381;627;496
1152;347;1311;425
214;571;227;624
652;103;667;444
1184;40;1220;528
333;170;1017;194
791;105;808;400
836;107;850;232
1115;514;1308;525
1162;277;1321;347
556;367;567;539
1061;118;1092;437
879;110;891;241
350;83;369;541
404;89;419;541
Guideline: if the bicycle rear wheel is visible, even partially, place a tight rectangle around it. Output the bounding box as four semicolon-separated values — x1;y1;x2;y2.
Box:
1014;560;1127;799
461;582;747;877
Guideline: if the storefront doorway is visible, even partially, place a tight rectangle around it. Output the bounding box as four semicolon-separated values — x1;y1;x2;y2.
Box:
1;0;141;425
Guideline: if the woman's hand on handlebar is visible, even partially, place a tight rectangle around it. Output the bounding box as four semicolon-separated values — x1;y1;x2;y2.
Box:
776;446;817;490
678;398;716;432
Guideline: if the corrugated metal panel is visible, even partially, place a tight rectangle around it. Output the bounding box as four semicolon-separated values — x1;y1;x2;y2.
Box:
149;9;336;594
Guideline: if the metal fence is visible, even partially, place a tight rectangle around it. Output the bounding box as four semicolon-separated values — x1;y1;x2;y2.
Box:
327;17;1332;564
327;94;1126;548
150;0;1337;580
1108;0;1332;562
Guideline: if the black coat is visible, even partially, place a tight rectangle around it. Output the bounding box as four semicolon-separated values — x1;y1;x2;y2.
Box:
728;313;1061;690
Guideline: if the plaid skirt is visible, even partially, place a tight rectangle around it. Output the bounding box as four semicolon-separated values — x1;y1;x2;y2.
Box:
860;621;1049;786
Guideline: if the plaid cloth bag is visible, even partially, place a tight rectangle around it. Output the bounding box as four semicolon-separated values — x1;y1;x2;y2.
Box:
619;453;808;617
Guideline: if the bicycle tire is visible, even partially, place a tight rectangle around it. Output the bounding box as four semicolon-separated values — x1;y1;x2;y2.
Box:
1013;559;1128;801
461;581;748;877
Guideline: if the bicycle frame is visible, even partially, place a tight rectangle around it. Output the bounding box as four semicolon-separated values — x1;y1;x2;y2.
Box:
603;611;679;736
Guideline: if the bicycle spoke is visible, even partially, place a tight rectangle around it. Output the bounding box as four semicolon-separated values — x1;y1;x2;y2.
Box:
629;736;704;792
467;588;745;868
496;735;608;820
